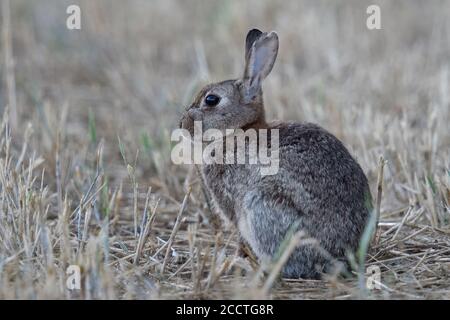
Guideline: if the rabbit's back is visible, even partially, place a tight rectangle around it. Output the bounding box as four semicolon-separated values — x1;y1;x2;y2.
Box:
202;122;372;277
269;122;372;254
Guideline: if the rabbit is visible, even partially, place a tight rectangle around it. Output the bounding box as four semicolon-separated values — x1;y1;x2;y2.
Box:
179;29;372;279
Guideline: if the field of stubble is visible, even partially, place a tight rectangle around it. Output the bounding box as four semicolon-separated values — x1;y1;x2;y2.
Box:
0;0;449;299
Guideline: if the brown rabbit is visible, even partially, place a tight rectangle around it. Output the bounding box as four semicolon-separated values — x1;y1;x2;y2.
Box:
179;29;372;279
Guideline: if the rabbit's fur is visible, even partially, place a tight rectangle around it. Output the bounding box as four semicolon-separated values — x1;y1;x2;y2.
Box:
179;29;372;279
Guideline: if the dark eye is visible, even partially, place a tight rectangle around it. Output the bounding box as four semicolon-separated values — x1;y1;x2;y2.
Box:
204;94;221;106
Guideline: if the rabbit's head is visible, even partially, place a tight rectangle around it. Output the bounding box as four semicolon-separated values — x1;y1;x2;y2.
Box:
180;29;279;136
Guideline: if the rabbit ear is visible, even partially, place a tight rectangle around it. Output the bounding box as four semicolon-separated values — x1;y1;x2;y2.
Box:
243;31;279;101
245;29;263;58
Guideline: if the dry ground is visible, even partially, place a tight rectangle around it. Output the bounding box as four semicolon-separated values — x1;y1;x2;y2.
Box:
0;0;449;299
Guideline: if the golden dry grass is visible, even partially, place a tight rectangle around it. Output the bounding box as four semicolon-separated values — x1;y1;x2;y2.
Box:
0;0;449;299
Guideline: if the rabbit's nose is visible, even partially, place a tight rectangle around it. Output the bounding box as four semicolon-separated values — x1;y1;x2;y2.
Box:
187;108;202;120
179;111;193;129
179;114;187;129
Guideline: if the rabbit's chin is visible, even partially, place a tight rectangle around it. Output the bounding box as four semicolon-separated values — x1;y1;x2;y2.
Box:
180;127;238;143
180;129;194;142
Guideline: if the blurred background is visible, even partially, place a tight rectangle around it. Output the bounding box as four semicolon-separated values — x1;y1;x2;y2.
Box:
0;0;449;299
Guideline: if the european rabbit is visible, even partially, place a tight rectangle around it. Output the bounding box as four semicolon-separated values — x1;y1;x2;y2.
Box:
179;29;372;279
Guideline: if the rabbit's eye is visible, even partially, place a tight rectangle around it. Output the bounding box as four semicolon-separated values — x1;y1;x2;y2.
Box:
204;94;221;107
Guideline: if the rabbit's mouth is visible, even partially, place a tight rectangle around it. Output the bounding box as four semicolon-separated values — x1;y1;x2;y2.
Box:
179;111;195;136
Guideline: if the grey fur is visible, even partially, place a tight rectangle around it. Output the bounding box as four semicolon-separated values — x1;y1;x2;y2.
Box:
180;29;372;279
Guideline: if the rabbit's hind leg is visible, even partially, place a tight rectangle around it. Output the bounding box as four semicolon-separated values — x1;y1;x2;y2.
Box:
240;191;327;279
